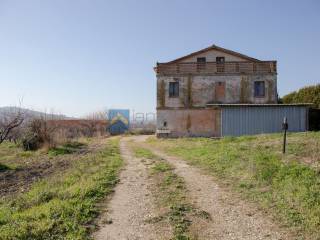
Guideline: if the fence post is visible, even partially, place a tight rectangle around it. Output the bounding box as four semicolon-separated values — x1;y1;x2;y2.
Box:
282;117;288;154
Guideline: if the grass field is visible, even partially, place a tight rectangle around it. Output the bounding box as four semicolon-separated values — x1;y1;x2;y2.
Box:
147;132;320;239
0;138;123;240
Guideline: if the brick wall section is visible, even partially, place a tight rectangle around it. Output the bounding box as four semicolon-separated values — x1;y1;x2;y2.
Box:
157;108;221;137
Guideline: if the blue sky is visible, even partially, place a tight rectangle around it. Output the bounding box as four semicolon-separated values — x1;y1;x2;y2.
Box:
0;0;319;117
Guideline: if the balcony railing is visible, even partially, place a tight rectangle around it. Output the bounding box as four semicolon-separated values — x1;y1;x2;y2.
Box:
156;61;277;75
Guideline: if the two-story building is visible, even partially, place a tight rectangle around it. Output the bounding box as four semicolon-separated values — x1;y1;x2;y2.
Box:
155;44;308;137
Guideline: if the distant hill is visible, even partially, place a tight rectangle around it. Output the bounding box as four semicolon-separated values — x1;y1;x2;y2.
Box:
0;107;70;121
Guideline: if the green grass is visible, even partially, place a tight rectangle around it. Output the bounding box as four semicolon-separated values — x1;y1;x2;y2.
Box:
18;151;34;158
0;141;39;169
133;146;158;159
151;161;193;240
147;132;320;239
0;163;11;172
48;142;87;156
152;161;173;173
0;138;123;240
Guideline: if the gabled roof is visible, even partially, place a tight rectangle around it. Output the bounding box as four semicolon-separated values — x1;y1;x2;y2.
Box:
161;44;261;64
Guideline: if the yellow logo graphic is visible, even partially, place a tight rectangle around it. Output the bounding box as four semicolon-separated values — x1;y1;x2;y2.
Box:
110;113;129;125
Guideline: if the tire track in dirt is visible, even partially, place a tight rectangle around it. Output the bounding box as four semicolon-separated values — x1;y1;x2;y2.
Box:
94;137;160;240
137;136;292;240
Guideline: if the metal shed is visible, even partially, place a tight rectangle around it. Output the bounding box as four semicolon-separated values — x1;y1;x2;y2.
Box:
207;104;309;137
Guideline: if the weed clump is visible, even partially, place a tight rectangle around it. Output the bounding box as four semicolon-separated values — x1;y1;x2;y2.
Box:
0;163;11;172
48;142;87;156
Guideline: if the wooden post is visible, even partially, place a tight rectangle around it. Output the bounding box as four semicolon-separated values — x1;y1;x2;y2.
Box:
282;117;288;154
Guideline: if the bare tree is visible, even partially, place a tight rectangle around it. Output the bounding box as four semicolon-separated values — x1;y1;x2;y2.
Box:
0;108;24;144
81;110;108;137
85;110;108;120
22;115;61;151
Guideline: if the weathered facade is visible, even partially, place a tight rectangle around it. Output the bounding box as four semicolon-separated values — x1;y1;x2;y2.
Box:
155;44;307;137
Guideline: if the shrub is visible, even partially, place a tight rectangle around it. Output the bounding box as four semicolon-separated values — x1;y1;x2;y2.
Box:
21;119;56;151
22;133;42;151
0;163;11;172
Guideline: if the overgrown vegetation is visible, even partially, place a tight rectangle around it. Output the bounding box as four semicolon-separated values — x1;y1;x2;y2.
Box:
0;141;37;170
282;84;320;108
21;118;57;151
0;138;123;240
147;132;320;239
0;163;11;172
133;146;208;240
0;111;108;152
281;84;320;130
48;141;87;156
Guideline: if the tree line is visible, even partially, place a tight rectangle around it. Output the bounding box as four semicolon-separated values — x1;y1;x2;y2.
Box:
281;84;320;108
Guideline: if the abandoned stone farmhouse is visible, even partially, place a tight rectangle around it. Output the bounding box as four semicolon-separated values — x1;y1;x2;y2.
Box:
155;44;309;137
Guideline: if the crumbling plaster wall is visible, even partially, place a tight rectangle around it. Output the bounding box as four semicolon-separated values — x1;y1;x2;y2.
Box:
157;108;221;137
156;74;277;108
240;74;277;104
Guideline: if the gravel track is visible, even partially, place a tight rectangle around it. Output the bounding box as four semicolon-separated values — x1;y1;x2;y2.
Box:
95;136;292;240
139;136;291;240
94;137;160;240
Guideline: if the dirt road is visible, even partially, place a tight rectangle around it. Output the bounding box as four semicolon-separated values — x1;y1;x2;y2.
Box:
94;137;160;240
95;136;291;239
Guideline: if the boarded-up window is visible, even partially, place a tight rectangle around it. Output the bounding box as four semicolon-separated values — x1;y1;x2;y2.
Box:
169;81;179;97
215;81;225;102
197;57;206;63
216;57;225;63
197;57;206;71
216;57;225;72
254;81;265;97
